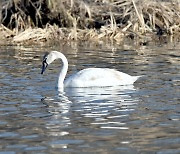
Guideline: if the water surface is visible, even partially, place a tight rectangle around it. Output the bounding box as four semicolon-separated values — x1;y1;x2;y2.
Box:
0;42;179;153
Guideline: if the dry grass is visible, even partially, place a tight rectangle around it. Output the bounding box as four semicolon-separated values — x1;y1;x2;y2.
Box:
0;0;179;43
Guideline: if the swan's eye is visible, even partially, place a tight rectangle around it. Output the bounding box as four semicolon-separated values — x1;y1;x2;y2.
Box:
43;58;46;63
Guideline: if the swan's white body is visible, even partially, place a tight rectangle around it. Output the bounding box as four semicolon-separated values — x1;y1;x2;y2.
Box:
41;51;141;90
64;68;140;87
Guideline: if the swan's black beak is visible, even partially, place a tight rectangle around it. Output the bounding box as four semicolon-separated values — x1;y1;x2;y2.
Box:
41;59;48;74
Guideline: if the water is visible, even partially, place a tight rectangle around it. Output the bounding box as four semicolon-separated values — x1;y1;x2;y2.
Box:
0;41;179;153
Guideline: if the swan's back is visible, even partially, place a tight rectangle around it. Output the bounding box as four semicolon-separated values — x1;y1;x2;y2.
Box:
64;68;140;87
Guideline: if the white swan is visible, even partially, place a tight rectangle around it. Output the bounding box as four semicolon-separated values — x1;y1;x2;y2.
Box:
41;51;142;90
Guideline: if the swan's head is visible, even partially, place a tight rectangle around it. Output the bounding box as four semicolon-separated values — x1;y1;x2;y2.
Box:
41;51;58;74
41;51;68;75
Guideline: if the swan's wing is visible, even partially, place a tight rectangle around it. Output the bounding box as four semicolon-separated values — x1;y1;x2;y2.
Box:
64;68;138;87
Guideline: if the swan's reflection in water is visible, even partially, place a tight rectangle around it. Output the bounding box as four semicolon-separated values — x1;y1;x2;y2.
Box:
42;85;139;149
65;85;138;130
44;85;138;137
43;93;71;142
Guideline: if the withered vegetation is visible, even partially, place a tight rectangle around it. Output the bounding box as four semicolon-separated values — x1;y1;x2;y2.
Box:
0;0;179;43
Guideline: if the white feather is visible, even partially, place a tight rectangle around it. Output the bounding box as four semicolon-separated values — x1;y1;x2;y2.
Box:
65;68;140;87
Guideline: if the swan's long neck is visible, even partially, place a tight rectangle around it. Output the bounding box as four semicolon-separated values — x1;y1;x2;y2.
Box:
57;53;68;90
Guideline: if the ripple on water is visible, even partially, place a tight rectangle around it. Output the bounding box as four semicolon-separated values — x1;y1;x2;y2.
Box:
0;45;179;153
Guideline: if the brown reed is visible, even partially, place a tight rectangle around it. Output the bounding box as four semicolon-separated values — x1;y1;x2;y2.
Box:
0;0;179;43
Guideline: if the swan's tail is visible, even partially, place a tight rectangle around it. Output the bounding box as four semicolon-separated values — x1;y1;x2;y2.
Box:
132;75;144;83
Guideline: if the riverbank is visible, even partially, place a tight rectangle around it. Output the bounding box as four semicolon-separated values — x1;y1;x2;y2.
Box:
0;0;180;44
